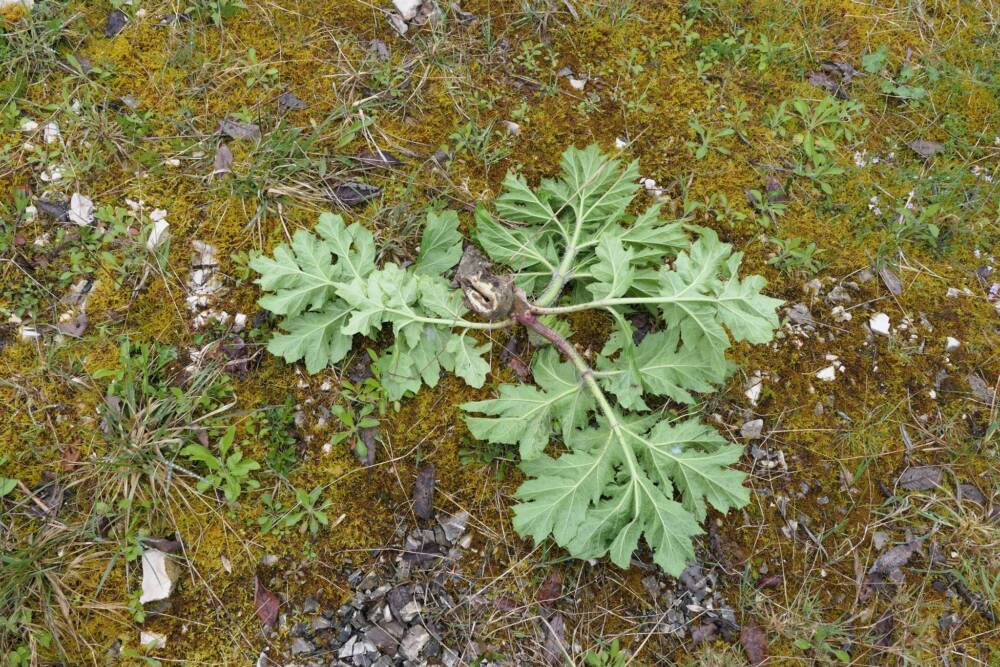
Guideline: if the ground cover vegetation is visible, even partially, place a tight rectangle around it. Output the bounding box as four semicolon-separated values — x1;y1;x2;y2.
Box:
0;0;998;664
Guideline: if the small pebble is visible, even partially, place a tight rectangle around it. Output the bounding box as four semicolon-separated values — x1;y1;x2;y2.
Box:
869;312;891;336
740;419;764;440
816;366;837;381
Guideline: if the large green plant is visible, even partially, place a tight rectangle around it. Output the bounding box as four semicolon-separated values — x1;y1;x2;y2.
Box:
252;145;782;575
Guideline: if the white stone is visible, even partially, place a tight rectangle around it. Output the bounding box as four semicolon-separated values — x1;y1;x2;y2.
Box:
140;631;167;649
568;76;587;90
502;120;520;135
816;366;837;381
232;313;247;332
393;0;421;20
147;219;170;251
20;118;38;132
68;193;94;226
802;279;822;298
337;636;356;659
740;419;764;440
400;625;431;661
869;312;891;336
42;122;60;145
615;137;628;149
831;305;852;322
744;374;763;405
40;165;63;182
139;549;180;604
945;336;960;352
398;600;422;623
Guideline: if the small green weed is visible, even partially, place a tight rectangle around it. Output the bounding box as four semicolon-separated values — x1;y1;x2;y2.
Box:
181;426;261;503
185;0;246;27
241;48;279;90
583;639;627;667
767;236;826;275
258;485;331;536
247;397;299;476
687;115;734;159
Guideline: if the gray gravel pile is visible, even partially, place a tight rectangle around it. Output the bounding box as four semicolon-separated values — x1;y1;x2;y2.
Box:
281;512;470;667
640;562;739;645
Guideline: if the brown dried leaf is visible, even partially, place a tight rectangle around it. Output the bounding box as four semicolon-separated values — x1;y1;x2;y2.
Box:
219;117;261;141
61;446;80;471
967;374;994;404
807;71;843;97
535;571;562;605
821;60;860;82
412;464;436;520
870;542;918;575
104;9;128;38
27;472;64;517
329;181;382;207
873;608;894;648
542;613;566;664
57;312;88;337
500;333;532;381
36;199;69;221
142;537;184;554
355;426;377;466
897;465;943;491
908;139;944;159
957;483;986;505
212;143;233;176
277;91;307;113
221;335;250;375
879;266;902;295
354;148;403;169
740;622;768;666
691;622;718;645
253;576;280;628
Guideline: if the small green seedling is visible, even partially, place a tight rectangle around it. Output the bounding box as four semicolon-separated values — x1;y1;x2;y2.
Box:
181;426;260;502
